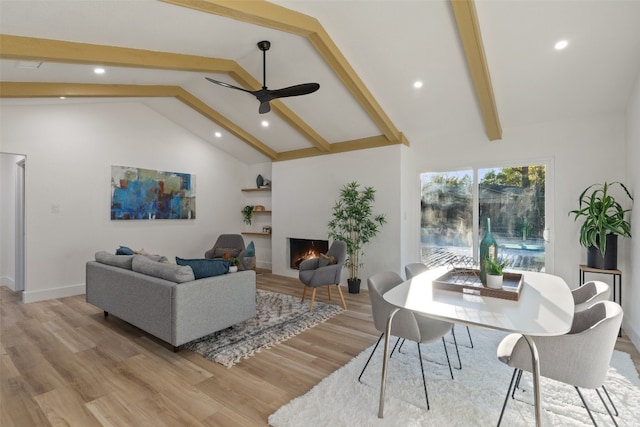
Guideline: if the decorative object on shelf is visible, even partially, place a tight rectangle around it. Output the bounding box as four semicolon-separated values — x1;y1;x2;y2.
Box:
569;181;633;270
256;174;264;188
242;205;255;225
263;178;272;187
484;257;510;289
253;205;266;212
479;217;498;284
328;181;387;294
262;226;272;234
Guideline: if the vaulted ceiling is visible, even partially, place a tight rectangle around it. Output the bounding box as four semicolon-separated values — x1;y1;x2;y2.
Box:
2;1;640;165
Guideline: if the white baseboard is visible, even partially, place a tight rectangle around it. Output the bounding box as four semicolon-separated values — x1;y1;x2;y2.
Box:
0;276;16;291
22;283;86;303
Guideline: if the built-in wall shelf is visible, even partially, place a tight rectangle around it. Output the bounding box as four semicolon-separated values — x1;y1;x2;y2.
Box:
241;187;271;192
241;210;272;214
241;232;272;236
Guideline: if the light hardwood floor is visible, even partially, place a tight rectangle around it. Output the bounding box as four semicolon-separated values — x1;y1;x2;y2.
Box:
2;272;639;426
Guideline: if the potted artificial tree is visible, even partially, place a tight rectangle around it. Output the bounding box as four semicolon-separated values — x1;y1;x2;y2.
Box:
569;181;633;270
328;181;387;293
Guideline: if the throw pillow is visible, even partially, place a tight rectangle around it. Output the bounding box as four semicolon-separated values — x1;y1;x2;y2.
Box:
318;253;336;268
132;255;195;283
175;257;229;279
212;247;241;259
116;245;135;255
245;241;255;257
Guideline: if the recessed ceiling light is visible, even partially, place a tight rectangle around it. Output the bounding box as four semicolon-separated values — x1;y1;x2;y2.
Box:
94;67;106;74
554;40;568;50
413;81;423;89
214;131;222;138
59;96;66;100
261;120;269;128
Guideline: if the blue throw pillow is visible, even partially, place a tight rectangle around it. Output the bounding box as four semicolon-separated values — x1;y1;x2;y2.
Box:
175;257;229;279
245;241;255;257
116;245;135;255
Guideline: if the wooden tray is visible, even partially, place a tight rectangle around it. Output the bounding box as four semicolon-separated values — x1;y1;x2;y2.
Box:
432;268;524;301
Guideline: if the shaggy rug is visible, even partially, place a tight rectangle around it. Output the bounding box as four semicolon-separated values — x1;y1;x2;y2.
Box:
183;289;344;367
269;328;640;426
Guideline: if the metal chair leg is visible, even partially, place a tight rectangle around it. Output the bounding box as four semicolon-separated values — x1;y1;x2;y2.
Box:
497;368;518;427
596;388;619;427
417;343;430;410
441;337;454;380
449;326;462;370
358;333;384;383
601;385;618;416
575;386;599;426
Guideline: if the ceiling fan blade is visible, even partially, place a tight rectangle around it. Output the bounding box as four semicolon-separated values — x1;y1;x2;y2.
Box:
205;77;255;95
269;83;320;99
259;101;271;114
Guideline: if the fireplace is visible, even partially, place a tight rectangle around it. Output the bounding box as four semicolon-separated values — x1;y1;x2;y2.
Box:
289;238;329;270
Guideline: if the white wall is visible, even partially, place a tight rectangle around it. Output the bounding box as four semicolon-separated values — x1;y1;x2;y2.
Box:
0;153;24;291
0;102;249;302
625;70;640;349
271;146;402;286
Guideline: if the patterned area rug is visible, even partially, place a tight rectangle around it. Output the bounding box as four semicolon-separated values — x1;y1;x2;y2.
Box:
184;289;344;367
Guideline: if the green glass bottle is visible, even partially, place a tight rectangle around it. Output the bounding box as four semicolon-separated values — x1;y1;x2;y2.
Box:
479;217;498;284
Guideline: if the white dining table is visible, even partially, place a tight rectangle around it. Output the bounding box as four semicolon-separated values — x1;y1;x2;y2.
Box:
378;266;574;426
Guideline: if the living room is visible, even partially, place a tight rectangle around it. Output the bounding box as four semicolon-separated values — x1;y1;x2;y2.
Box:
1;0;640;425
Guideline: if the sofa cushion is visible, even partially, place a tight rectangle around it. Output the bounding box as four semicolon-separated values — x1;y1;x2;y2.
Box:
175;257;229;279
132;255;195;283
95;251;134;269
212;247;241;259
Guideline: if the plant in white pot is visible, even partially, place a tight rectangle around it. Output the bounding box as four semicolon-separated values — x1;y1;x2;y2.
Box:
569;181;633;270
328;181;387;293
484;257;510;289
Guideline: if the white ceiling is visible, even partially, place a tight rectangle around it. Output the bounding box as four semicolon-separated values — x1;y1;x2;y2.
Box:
2;0;640;164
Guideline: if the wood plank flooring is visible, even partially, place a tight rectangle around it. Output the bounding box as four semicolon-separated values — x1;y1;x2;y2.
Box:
2;272;639;426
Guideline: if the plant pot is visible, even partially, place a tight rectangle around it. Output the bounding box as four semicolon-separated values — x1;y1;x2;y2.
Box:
587;234;618;270
229;266;238;273
486;274;503;289
348;278;361;294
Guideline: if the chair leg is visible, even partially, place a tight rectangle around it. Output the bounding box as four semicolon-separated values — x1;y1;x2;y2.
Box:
440;337;454;380
327;285;332;301
601;385;618;416
416;343;430;410
358;333;384;383
596;388;619;427
465;325;474;348
335;284;347;310
497;368;518;427
309;288;317;312
575;386;599;427
301;285;308;303
449;326;462;370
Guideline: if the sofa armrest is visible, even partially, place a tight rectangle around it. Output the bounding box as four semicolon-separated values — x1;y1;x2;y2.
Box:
172;270;256;346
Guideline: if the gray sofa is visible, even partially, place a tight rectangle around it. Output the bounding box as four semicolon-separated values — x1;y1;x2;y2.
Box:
86;252;256;350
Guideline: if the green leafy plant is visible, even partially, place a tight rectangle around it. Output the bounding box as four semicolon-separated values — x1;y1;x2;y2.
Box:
328;181;387;281
484;257;509;276
569;181;633;254
242;205;254;225
229;257;239;267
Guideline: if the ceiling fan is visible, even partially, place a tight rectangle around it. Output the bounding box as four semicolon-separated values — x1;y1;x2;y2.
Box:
205;40;320;114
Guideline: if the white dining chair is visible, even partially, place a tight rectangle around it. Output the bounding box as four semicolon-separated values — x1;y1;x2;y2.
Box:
572;280;611;312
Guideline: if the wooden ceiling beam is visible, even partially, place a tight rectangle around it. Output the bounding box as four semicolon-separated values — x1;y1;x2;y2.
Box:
275;134;398;162
450;0;502;141
0;82;278;160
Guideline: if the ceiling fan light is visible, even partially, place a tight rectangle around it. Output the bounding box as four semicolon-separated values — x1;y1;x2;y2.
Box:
261;120;269;128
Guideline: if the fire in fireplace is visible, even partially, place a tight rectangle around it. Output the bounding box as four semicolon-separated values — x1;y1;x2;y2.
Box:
289;238;329;269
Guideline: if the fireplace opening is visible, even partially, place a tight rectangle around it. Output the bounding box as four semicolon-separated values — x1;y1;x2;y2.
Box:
289;238;329;270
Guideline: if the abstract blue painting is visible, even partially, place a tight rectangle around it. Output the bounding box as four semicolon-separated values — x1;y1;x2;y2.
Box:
111;165;195;220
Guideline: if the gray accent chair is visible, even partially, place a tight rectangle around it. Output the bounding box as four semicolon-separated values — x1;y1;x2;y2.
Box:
405;262;472;355
496;300;623;426
573;280;611;312
298;240;347;312
204;233;255;271
358;271;456;410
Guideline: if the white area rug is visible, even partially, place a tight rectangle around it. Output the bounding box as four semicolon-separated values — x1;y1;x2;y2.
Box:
184;289;343;367
269;328;640;426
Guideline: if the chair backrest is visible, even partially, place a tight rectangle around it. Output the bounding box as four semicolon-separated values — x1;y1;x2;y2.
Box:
367;271;422;342
405;262;429;280
327;240;347;266
215;234;245;250
572;280;611;312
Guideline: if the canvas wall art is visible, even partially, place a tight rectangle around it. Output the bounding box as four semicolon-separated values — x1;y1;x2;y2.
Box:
111;165;195;220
